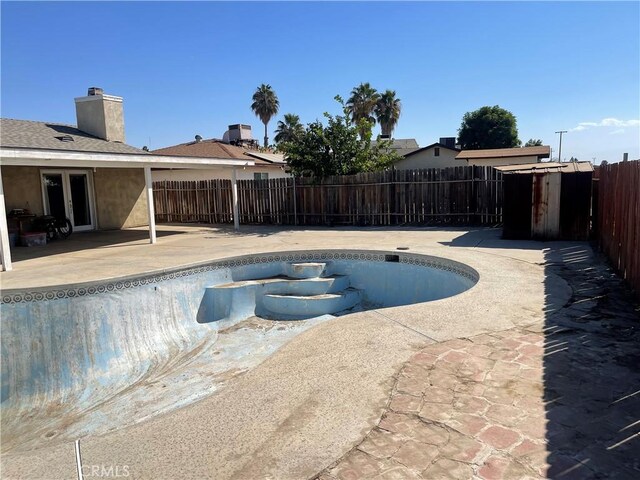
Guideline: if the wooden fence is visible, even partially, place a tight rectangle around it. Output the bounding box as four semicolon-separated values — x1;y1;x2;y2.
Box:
597;160;640;296
153;179;234;223
153;166;503;227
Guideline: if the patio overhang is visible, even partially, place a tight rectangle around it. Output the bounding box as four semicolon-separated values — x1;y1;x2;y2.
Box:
0;148;255;271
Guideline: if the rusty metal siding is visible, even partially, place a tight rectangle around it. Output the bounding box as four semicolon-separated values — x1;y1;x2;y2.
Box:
531;172;561;240
504;169;593;241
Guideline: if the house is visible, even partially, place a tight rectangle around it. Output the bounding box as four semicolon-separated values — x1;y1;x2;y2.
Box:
395;138;460;169
455;146;551;167
151;128;289;182
0;87;255;271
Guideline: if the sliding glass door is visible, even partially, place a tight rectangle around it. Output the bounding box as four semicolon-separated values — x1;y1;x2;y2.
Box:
41;170;95;231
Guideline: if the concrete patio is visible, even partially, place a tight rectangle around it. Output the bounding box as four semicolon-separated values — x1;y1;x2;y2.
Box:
0;223;580;289
1;225;638;479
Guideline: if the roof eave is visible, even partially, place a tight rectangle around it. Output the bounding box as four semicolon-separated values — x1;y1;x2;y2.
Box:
0;147;255;169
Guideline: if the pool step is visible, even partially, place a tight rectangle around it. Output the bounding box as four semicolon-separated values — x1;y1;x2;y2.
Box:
206;261;361;322
211;274;349;296
284;262;327;279
262;288;361;318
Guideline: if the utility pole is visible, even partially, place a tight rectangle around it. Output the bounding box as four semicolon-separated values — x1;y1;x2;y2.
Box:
555;130;567;163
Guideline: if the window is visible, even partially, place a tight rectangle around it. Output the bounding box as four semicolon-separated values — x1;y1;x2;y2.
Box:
254;172;269;180
434;147;440;157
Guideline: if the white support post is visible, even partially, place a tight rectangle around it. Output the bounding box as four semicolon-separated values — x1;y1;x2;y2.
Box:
232;168;240;231
0;166;13;271
144;166;156;244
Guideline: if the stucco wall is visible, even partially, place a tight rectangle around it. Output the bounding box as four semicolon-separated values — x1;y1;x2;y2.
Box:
1;166;44;215
464;156;540;167
151;167;290;182
94;168;147;229
395;148;460;170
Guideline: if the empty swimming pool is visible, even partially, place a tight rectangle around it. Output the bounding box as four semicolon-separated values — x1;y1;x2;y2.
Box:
0;250;477;452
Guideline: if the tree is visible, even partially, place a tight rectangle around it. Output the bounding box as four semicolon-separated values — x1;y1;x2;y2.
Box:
274;113;304;144
458;106;521;150
251;84;280;147
375;90;402;137
524;138;543;147
346;83;379;139
279;96;400;178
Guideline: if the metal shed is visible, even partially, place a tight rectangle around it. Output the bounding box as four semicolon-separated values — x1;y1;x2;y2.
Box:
498;162;594;241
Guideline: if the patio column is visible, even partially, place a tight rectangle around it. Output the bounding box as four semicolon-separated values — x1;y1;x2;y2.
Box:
0;166;12;271
144;166;157;244
231;167;239;231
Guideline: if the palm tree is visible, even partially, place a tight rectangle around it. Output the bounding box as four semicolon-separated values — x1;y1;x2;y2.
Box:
375;90;402;138
251;84;280;147
274;113;304;144
346;83;379;139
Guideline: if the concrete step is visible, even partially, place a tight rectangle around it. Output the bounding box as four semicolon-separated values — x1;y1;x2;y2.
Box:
206;275;350;322
211;274;349;295
267;275;350;296
284;262;327;279
262;288;361;318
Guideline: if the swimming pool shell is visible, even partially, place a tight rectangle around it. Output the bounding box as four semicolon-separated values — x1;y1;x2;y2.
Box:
0;250;478;451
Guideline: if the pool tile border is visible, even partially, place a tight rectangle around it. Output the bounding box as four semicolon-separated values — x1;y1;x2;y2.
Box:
1;250;479;305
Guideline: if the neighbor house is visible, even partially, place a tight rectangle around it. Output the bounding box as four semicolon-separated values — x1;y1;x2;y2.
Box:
395;137;460;170
456;146;551;167
151;126;289;182
0;88;254;271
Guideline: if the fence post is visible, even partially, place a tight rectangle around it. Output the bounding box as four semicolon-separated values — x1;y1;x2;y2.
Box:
293;177;298;226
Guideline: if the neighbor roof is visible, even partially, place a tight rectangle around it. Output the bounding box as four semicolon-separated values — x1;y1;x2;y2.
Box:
153;139;286;166
153;139;253;160
495;161;593;174
0;118;147;155
244;151;286;165
456;146;550;160
403;142;461;158
373;138;420;156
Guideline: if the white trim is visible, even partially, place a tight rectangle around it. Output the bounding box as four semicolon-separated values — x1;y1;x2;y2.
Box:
232;168;239;231
144;167;156;244
0;166;12;271
0;148;255;169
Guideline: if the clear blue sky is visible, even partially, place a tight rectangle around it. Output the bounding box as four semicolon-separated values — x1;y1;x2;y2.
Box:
2;1;639;163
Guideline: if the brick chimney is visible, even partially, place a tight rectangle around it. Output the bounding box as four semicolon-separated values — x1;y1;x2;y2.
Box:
74;87;125;142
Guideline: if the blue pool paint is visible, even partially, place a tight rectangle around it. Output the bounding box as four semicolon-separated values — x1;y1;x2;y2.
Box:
0;250;477;452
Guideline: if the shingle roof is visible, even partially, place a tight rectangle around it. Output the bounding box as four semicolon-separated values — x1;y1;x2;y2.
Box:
456;146;550;160
0;118;147;155
152;139;286;166
373;138;420;156
153;139;254;161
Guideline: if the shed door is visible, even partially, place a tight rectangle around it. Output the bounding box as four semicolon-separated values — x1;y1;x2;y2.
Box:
531;172;561;240
503;174;533;239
